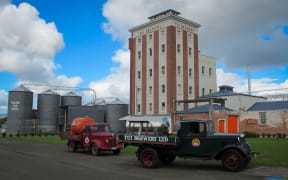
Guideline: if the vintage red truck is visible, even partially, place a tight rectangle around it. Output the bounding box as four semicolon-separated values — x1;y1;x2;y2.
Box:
60;116;122;155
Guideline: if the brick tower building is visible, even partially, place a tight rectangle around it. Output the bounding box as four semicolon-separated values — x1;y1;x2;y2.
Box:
129;9;216;116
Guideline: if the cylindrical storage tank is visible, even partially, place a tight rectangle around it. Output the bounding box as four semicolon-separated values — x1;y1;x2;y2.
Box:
94;100;106;111
37;90;60;133
7;85;33;135
94;100;106;119
105;99;128;133
61;92;82;106
70;116;95;135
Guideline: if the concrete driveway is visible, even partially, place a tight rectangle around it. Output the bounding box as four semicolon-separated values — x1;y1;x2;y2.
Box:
0;138;287;180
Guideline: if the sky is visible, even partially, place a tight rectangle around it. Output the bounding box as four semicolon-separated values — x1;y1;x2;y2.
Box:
0;0;288;114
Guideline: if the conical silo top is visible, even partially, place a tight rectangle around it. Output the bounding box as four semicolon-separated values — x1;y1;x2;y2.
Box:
11;85;32;92
39;90;58;95
96;100;106;105
63;91;80;97
108;98;127;105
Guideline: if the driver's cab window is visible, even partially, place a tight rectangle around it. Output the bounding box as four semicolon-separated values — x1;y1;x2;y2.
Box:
84;126;91;133
187;122;206;136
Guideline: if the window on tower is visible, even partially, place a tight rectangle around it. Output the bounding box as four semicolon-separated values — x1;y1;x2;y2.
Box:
202;66;205;75
138;51;141;59
189;47;192;56
149;69;152;77
137;71;141;79
161;84;166;93
161;66;165;75
138;38;141;43
177;44;181;53
189;68;192;78
149;34;152;40
149;103;152;112
177;66;181;76
149;86;152;95
137;104;141;113
202;88;205;96
161;102;166;111
189;86;193;95
209;68;212;77
161;44;165;53
149;48;152;56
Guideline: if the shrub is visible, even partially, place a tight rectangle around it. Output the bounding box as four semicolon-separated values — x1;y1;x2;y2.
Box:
2;133;6;138
244;131;258;138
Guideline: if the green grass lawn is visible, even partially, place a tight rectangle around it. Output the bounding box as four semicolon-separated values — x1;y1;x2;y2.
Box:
2;135;66;145
247;138;288;167
1;135;287;168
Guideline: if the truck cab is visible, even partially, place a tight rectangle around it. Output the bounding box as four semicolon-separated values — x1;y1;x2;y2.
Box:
176;120;253;166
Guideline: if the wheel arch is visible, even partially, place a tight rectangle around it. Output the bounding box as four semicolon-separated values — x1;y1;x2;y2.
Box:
213;145;247;160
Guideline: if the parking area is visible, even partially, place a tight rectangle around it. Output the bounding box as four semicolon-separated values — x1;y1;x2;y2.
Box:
0;139;287;180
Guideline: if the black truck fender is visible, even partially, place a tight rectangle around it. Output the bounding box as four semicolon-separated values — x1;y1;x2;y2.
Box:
212;144;249;160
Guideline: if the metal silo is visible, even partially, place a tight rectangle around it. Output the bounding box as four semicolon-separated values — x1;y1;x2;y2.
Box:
37;90;60;133
61;92;82;106
94;100;106;119
105;99;128;133
7;85;33;135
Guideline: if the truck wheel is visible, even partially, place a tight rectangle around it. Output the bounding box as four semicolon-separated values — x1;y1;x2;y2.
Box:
140;148;160;168
91;143;100;156
222;149;244;171
160;154;176;165
113;149;121;155
68;141;77;152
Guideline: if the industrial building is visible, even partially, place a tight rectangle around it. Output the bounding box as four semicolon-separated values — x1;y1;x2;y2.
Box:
128;9;217;116
6;85;128;135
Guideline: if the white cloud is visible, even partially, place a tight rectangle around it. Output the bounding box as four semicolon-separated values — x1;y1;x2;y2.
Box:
101;0;288;101
89;49;130;101
102;0;288;68
0;2;84;113
0;2;83;90
217;68;288;96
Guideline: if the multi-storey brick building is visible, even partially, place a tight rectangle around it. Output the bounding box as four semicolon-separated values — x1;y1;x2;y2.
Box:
129;9;216;116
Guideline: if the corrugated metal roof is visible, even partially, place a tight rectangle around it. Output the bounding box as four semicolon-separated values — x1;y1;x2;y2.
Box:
175;104;234;114
11;85;32;92
119;115;169;121
63;91;80;97
248;101;288;111
108;98;127;105
95;100;106;105
39;90;58;95
202;91;266;99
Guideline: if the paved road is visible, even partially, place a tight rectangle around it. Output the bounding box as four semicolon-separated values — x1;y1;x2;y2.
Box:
0;139;287;180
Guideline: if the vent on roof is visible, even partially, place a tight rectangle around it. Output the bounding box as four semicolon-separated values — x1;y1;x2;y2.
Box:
219;85;234;92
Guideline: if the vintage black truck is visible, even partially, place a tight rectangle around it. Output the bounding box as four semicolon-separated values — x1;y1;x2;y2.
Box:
119;119;257;171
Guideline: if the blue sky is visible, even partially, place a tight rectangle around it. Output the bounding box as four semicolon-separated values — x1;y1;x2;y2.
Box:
0;0;288;114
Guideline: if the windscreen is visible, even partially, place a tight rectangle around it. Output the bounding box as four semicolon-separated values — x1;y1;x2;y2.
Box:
90;125;111;133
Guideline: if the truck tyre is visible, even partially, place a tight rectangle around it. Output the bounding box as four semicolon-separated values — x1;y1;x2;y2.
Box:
91;143;100;156
113;149;121;155
68;141;77;152
140;148;160;168
160;154;176;165
222;149;244;171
